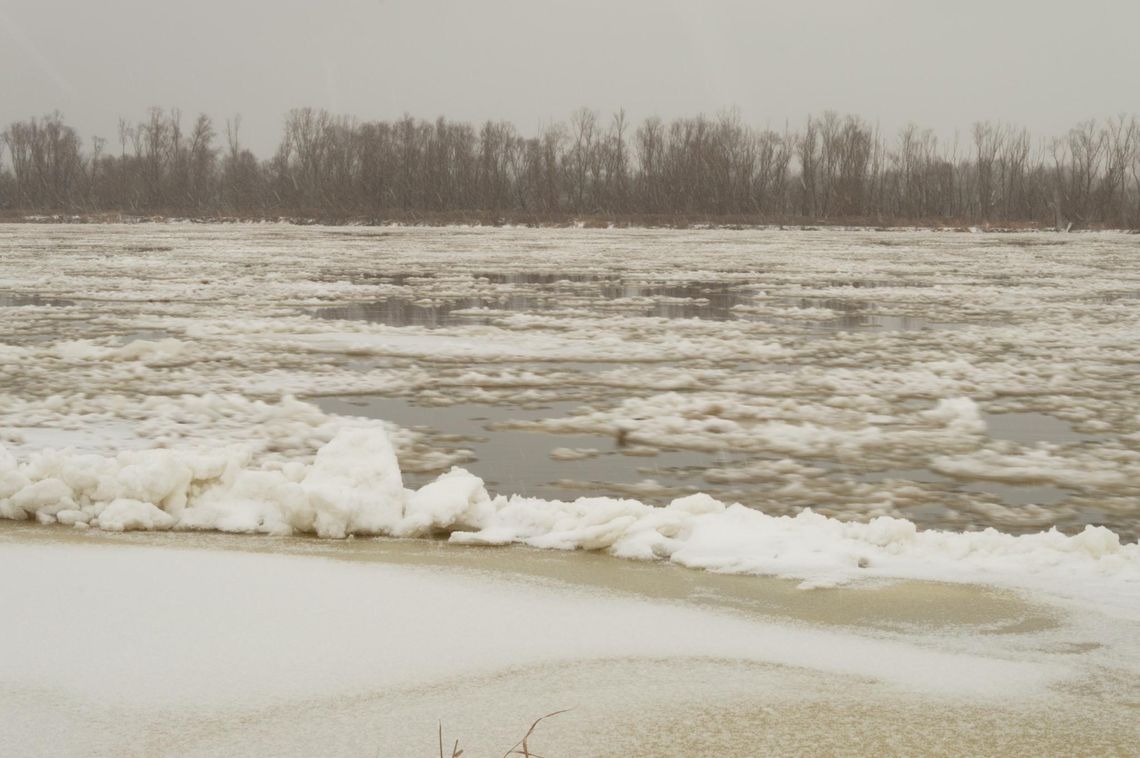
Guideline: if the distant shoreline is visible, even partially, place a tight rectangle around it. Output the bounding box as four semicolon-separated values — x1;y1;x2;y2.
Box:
2;210;1134;233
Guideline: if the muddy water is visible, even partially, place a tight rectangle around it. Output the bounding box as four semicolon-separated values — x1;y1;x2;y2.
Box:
311;272;964;331
7;263;1118;533
3;225;1136;540
314;274;758;325
303;259;1130;534
312;394;748;502
316;393;1092;512
0;292;76;308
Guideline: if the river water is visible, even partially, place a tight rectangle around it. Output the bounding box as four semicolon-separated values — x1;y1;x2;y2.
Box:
6;224;1136;535
1;223;1138;755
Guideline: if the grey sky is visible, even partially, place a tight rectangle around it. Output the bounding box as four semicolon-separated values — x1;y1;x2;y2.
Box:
2;0;1138;156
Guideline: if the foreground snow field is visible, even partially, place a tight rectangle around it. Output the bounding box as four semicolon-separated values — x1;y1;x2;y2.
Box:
2;525;1138;756
1;223;1139;754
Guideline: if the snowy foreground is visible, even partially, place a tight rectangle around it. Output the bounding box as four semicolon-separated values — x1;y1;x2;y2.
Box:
1;223;1139;754
2;527;1139;756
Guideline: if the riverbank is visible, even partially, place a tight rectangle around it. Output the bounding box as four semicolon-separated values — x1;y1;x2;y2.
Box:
3;521;1137;757
3;209;1131;232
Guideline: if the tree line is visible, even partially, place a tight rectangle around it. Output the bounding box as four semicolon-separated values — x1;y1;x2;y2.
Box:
2;107;1139;228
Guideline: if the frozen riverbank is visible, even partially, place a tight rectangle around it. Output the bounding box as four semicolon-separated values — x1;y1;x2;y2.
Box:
2;524;1138;757
2;425;1138;617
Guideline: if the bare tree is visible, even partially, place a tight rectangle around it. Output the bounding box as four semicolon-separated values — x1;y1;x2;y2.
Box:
2;107;1139;227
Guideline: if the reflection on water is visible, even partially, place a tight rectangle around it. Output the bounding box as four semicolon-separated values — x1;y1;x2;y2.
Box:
312;271;958;331
300;269;1121;528
314;273;756;326
312;394;744;503
852;465;1073;507
1095;290;1140;303
313;392;1105;526
315;297;542;327
0;292;75;308
788;297;946;331
982;411;1102;445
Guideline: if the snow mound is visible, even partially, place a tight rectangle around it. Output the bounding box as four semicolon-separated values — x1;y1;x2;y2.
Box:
2;428;1138;613
0;428;490;539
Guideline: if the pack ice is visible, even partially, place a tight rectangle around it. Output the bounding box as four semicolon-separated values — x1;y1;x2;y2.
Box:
2;223;1140;616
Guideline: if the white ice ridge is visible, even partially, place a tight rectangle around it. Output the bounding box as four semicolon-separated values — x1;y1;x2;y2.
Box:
2;426;1138;611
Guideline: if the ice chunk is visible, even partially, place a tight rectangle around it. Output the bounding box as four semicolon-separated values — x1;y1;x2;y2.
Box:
95;498;176;531
301;427;406;537
398;468;492;536
9;478;74;518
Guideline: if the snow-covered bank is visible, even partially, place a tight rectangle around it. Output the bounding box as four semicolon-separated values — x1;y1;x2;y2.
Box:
0;538;1058;707
3;425;1137;617
3;527;1138;757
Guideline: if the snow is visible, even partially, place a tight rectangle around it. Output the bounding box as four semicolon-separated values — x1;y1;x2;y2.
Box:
301;426;406;537
2;426;1137;616
96;498;177;531
5;517;1139;755
0;539;1069;710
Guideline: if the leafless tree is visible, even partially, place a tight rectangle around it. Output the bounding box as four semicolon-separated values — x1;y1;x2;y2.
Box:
2;107;1139;228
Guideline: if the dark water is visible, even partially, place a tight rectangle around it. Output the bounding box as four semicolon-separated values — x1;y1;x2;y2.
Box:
786;297;947;331
304;270;1117;532
0;292;75;308
982;411;1102;446
312;272;952;331
312;394;745;503
1096;290;1140;303
312;394;1104;524
314;273;755;326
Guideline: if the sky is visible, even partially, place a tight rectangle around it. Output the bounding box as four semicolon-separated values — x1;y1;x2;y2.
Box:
2;0;1138;156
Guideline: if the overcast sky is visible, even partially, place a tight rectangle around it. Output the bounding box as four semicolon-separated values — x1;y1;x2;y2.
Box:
2;0;1138;156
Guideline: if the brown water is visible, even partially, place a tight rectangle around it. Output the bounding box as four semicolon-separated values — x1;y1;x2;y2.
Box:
311;271;963;330
2;225;1136;538
304;269;1107;531
310;392;1109;532
313;274;758;325
0;291;76;308
312;394;749;502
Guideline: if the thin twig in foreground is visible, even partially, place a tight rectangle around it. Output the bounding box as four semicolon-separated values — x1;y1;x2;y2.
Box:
502;709;572;758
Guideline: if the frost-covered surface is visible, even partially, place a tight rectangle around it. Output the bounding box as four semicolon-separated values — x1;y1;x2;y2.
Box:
4;533;1137;756
1;223;1139;608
